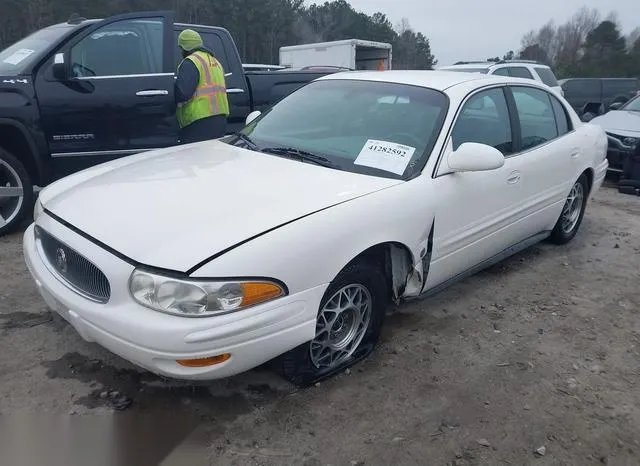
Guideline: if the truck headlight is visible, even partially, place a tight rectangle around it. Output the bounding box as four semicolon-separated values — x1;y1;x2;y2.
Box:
33;198;44;221
129;269;286;317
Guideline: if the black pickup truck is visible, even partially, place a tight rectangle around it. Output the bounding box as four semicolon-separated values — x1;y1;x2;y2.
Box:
0;10;336;235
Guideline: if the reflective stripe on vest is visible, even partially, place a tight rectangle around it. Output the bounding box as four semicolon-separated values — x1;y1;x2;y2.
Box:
176;51;230;128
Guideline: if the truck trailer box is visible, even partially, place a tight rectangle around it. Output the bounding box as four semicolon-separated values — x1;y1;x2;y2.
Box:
279;39;392;70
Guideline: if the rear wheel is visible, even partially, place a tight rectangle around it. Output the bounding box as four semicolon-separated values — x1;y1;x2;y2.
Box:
0;148;33;236
273;259;388;387
549;173;588;245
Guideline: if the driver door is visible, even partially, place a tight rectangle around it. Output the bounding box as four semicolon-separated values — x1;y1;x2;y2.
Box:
34;11;177;177
423;86;527;291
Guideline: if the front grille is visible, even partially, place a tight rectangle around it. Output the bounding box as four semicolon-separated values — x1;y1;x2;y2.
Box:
35;226;111;303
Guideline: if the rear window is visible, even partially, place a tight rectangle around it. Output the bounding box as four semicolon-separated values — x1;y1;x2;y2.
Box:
562;79;600;98
534;67;559;87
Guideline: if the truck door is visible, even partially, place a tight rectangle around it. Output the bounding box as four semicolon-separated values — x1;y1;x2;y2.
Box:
173;26;250;133
34;11;177;177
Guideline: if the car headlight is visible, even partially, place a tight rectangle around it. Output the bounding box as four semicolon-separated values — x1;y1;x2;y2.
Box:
33;197;44;221
129;269;286;317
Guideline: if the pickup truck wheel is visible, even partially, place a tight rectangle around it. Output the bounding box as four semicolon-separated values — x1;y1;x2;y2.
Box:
272;259;388;387
0;148;33;236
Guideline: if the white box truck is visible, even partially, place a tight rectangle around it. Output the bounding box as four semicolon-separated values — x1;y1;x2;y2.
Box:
279;39;392;71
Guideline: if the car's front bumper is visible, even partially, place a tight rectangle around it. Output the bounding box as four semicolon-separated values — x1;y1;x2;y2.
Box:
23;218;323;380
606;134;638;173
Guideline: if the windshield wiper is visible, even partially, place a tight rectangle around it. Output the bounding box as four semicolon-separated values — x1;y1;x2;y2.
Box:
232;132;259;150
261;147;337;168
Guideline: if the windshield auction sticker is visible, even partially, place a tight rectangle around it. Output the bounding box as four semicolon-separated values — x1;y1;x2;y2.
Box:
2;49;35;65
354;139;416;175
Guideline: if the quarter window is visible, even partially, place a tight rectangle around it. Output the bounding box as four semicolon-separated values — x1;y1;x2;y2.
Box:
452;88;513;155
511;86;558;150
534;67;559;87
70;18;164;77
550;95;572;135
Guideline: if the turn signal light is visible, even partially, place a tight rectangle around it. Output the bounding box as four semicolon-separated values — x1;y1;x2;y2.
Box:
240;282;284;307
176;353;231;367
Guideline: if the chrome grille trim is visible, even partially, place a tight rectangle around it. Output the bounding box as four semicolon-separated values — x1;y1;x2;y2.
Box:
34;225;111;303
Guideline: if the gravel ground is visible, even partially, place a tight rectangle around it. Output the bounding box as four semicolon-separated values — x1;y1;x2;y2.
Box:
1;182;639;466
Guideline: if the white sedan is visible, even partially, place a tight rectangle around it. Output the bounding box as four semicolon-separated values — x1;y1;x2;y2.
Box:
23;70;608;386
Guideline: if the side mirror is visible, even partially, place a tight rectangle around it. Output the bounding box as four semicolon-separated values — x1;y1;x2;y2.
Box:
608;102;623;111
52;53;67;81
581;112;596;122
245;110;261;126
447;142;505;172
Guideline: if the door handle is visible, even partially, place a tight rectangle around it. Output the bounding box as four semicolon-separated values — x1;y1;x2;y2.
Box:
136;90;169;96
507;171;521;184
226;88;244;94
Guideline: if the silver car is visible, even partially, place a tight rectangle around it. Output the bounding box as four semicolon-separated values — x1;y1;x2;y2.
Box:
589;95;640;173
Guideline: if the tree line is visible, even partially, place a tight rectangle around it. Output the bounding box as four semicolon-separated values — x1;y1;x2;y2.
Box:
501;6;640;79
0;0;436;70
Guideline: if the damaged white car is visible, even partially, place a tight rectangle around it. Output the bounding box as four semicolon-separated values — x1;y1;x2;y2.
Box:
24;70;608;386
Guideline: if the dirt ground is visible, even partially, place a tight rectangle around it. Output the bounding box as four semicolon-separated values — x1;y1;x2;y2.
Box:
1;181;639;466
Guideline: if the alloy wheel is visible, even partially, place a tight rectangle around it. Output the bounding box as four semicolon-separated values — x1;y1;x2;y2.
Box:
0;159;25;229
561;181;584;234
310;284;372;369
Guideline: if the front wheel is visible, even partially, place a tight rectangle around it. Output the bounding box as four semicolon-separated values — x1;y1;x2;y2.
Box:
549;173;588;245
273;259;388;387
0;148;33;236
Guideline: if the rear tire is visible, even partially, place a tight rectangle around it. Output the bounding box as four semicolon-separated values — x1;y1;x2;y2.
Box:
273;258;388;387
0;148;33;236
549;173;588;245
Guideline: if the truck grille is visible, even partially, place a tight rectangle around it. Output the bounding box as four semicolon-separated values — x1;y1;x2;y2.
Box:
35;226;111;303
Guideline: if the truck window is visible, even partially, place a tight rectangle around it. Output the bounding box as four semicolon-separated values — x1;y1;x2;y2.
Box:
0;25;73;76
602;79;639;99
70;18;164;78
562;79;600;99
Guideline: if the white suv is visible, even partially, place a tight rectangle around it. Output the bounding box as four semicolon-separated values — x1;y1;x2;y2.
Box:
438;60;563;95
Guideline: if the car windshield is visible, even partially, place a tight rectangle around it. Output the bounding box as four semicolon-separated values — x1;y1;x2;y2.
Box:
620;95;640;112
229;79;449;180
0;25;73;75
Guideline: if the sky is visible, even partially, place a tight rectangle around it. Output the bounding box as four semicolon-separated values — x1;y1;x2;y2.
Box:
305;0;640;66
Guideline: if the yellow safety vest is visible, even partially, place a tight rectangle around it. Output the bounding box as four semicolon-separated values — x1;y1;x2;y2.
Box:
176;50;230;128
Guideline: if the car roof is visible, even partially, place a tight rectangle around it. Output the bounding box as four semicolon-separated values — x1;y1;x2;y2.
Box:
317;69;538;91
440;61;550;70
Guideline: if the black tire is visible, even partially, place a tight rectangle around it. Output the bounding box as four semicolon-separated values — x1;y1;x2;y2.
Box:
549;173;589;245
272;258;389;387
0;147;34;237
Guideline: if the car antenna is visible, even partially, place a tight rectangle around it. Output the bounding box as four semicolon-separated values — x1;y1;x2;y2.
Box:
67;13;86;25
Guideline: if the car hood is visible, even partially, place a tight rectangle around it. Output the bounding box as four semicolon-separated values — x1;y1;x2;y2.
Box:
42;140;402;272
590;110;640;136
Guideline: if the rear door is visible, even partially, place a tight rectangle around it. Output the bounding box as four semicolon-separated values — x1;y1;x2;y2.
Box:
173;25;250;132
505;84;580;230
35;11;176;176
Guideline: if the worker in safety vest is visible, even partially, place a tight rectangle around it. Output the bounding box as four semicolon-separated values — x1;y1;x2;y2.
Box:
175;29;230;144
